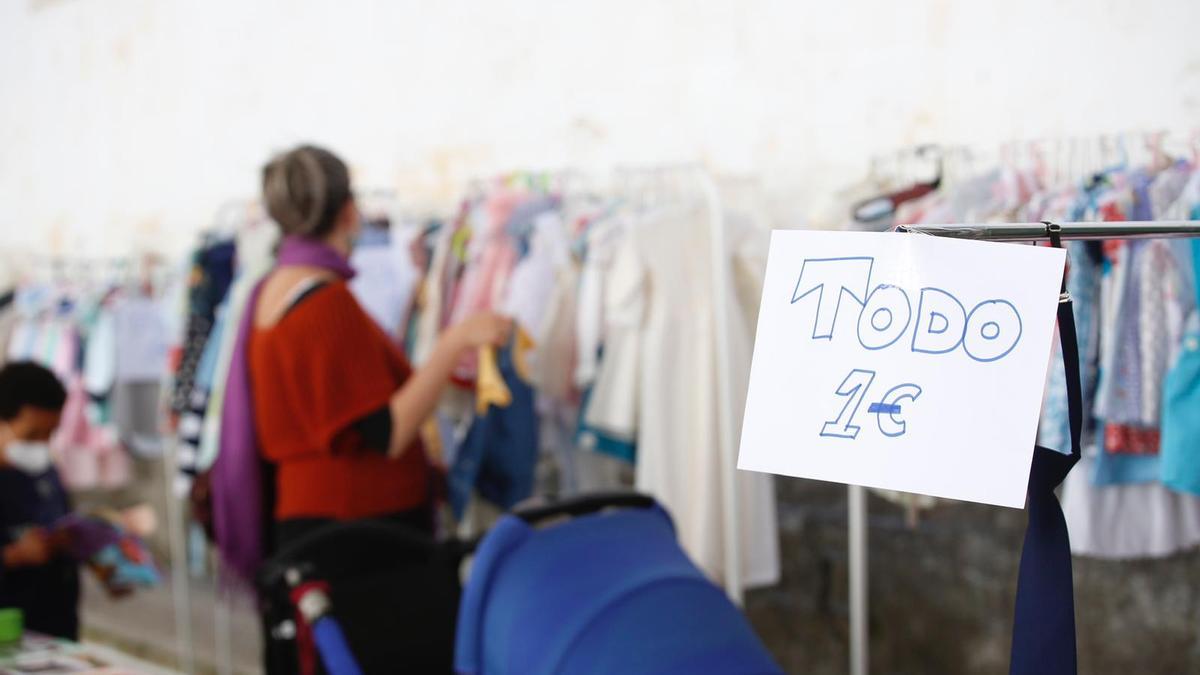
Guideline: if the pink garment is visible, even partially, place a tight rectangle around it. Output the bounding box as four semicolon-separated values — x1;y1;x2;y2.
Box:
52;324;77;381
53;375;131;490
449;192;521;379
451;192;521;323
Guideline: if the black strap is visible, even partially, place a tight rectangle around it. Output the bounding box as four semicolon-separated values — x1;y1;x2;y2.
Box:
1044;221;1070;298
513;491;656;525
282;280;330;317
1009;296;1081;674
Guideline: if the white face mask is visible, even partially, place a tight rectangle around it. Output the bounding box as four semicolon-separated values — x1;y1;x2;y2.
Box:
5;440;53;475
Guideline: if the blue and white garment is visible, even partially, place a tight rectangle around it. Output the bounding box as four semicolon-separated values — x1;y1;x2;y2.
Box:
1038;240;1102;454
1061;169;1200;559
448;342;539;519
1161;204;1200;496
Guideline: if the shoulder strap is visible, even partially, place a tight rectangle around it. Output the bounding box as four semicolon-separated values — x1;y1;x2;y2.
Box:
281;278;331;318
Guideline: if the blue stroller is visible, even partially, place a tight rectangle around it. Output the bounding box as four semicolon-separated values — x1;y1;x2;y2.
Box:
455;492;783;675
268;492;781;675
259;518;465;674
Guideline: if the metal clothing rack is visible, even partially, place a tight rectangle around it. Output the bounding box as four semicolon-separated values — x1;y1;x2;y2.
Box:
841;219;1200;675
897;220;1200;241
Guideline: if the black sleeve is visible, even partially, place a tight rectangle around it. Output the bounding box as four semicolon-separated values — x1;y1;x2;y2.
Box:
353;406;394;454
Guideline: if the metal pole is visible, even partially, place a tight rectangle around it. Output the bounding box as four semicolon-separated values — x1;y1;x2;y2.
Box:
214;576;233;675
164;436;195;673
849;485;868;675
897;220;1200;241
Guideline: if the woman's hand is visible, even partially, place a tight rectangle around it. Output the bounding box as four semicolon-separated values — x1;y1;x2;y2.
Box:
387;312;515;459
449;312;514;351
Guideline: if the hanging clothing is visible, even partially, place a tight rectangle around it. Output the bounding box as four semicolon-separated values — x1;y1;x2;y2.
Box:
112;381;163;460
0;301;19;368
586;203;780;589
502;211;565;337
113;296;170;383
53;375;130;491
449;196;521;382
1062;458;1200;558
573;214;630;389
171;240;235;413
105;296;169;462
1161;235;1200;496
529;260;578;404
176;304;226;484
411;221;457;366
1041;168;1200;558
350;224;420;340
82;307;116;400
193;223;278;481
450;194;519;329
449;335;539;519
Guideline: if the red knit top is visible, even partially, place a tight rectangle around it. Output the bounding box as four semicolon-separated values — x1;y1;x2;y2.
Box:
249;281;429;521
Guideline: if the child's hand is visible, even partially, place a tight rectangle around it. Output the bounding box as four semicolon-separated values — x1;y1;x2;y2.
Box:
3;528;54;568
0;424;11;467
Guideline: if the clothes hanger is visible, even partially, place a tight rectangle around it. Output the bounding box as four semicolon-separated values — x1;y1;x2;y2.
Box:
851;144;942;225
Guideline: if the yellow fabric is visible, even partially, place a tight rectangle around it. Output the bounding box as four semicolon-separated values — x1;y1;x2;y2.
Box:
419;416;444;465
475;346;511;414
474;328;537;414
512;328;536;382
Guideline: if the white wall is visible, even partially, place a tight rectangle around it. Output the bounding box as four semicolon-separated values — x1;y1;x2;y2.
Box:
2;0;1199;259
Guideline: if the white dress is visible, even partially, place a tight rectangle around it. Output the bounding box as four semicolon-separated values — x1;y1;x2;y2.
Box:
350;224;420;340
587;202;781;589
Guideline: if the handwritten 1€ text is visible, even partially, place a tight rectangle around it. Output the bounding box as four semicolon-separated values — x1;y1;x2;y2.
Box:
791;256;1024;439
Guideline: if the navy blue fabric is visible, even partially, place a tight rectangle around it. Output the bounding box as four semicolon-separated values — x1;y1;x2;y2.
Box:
454;503;781;675
0;467;79;639
192;239;237;320
449;343;539;518
172;239;237;415
1010;299;1081;675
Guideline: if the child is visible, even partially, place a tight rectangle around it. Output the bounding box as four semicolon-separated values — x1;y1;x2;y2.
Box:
0;361;78;640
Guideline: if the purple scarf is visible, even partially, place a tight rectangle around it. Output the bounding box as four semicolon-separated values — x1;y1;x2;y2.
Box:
212;236;356;585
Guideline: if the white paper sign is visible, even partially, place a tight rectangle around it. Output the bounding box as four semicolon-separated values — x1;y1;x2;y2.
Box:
737;231;1067;508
